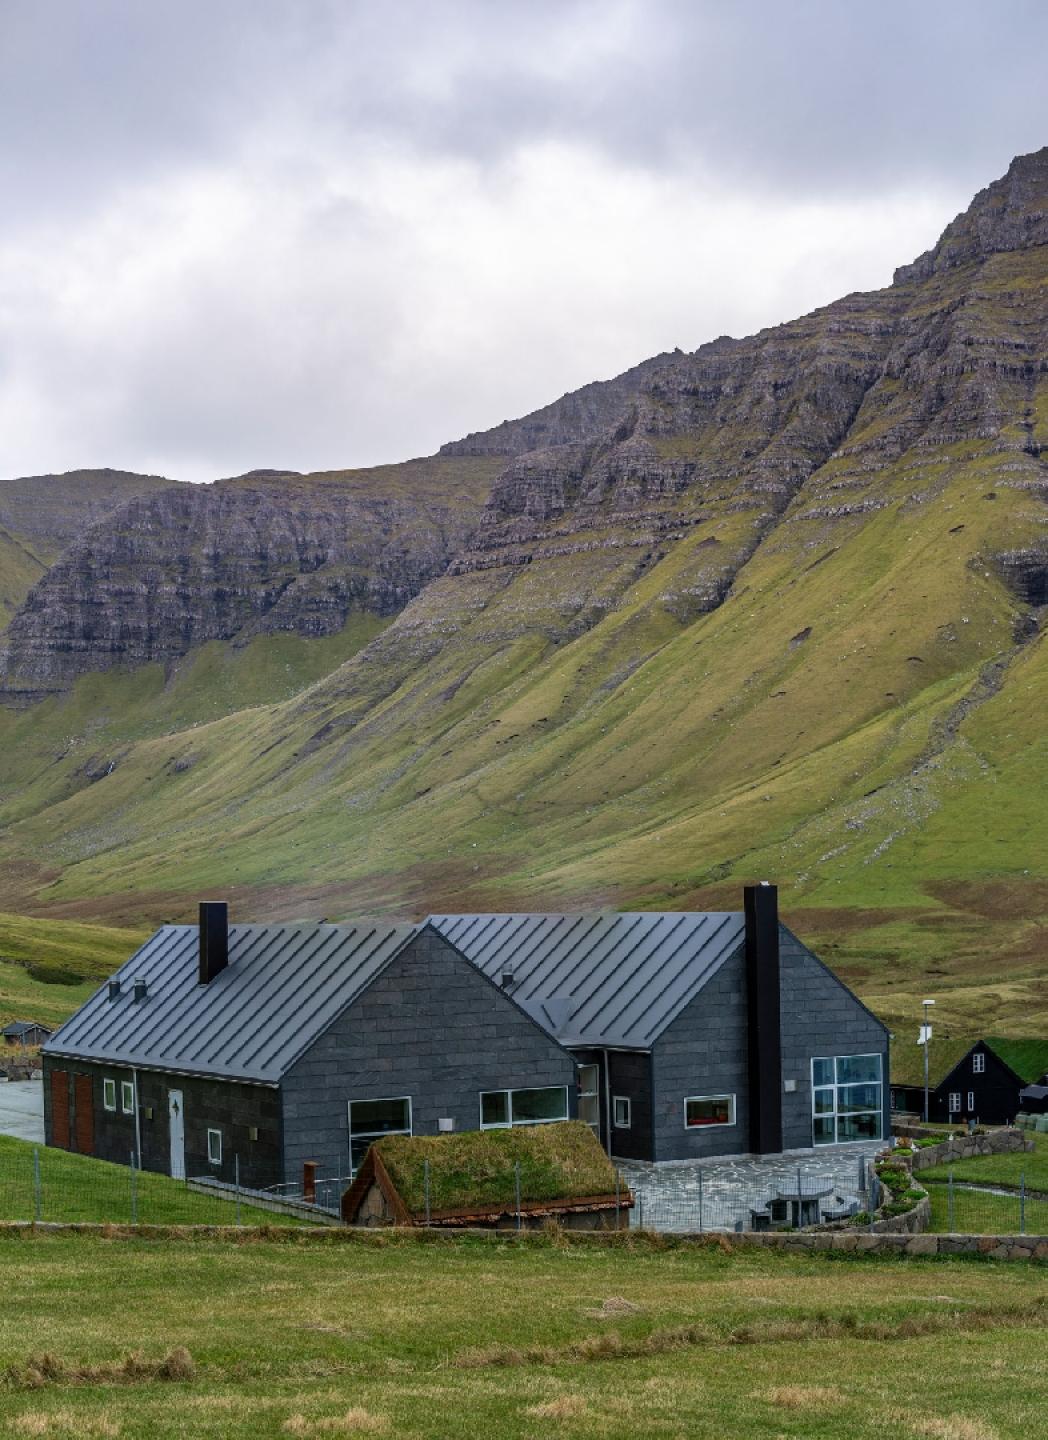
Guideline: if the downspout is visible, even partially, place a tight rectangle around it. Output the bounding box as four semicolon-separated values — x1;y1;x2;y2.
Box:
132;1068;142;1168
602;1048;613;1158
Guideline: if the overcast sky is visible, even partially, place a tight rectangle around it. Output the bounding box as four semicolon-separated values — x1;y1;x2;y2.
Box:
1;1;1045;484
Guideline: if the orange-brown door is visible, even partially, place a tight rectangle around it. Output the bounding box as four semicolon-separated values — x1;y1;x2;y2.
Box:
73;1074;94;1155
51;1070;70;1149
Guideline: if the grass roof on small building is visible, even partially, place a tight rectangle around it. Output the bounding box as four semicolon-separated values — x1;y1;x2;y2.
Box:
984;1038;1048;1085
371;1121;620;1217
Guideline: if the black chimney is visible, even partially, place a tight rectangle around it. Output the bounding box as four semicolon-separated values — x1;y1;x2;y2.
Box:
744;882;783;1155
199;901;229;985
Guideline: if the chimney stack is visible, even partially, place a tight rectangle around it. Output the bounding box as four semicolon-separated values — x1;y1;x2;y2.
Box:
744;882;783;1155
199;901;229;985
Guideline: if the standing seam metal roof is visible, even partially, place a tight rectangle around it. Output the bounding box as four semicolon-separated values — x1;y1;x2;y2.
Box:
44;910;748;1080
44;922;417;1083
428;911;745;1049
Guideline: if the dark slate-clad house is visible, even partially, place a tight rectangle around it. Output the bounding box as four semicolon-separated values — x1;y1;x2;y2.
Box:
42;885;889;1185
3;1020;52;1048
889;1036;1048;1125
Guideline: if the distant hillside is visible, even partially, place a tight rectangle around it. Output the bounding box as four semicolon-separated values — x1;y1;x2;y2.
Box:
0;148;1046;1044
0;468;177;628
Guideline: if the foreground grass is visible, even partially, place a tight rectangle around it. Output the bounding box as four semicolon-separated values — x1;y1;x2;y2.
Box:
0;1136;303;1227
0;1232;1045;1438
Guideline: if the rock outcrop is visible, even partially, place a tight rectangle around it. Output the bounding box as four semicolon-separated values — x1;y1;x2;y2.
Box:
0;458;497;700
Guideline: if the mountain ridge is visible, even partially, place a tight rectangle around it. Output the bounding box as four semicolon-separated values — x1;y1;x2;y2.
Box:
0;147;1046;1042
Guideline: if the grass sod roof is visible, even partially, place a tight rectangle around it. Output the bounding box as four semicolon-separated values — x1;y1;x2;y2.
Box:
890;1035;1048;1089
354;1121;625;1220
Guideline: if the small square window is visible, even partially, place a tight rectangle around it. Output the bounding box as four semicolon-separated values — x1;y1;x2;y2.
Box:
121;1081;135;1115
972;1053;985;1074
103;1079;116;1112
948;1092;961;1113
612;1096;631;1129
207;1128;222;1166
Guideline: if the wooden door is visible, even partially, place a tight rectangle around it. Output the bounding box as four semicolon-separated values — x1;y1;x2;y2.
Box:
73;1073;94;1155
51;1070;70;1148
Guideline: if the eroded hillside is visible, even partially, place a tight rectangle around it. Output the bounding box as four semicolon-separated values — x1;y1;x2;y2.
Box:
0;148;1046;1037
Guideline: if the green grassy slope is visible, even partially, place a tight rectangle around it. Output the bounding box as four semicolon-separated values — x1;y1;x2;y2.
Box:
0;1233;1046;1438
0;165;1046;1039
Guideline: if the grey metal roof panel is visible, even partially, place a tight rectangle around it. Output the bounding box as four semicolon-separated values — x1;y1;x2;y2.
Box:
43;921;417;1083
428;911;745;1049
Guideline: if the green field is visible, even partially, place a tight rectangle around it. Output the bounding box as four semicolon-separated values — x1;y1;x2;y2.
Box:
0;1136;304;1228
0;1232;1045;1438
924;1183;1048;1235
921;1132;1048;1193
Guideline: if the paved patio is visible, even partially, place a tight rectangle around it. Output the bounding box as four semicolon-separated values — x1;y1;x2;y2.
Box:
619;1143;883;1232
0;1079;44;1144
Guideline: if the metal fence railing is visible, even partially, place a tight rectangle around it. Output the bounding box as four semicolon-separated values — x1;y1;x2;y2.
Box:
624;1157;877;1233
0;1147;347;1227
922;1171;1048;1235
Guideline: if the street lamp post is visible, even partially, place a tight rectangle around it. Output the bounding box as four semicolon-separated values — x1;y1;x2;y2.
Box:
922;999;935;1123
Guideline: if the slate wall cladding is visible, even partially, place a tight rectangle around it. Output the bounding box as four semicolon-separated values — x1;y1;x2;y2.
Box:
650;929;889;1162
777;927;889;1151
651;946;751;1162
280;928;578;1176
42;1054;281;1188
607;1050;655;1162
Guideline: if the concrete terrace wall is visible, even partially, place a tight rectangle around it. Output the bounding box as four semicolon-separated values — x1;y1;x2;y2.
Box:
280;929;578;1177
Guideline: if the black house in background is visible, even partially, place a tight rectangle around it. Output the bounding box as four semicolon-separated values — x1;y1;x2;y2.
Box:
890;1036;1048;1125
42;886;889;1186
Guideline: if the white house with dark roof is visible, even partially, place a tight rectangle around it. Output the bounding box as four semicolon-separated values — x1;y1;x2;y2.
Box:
42;885;888;1185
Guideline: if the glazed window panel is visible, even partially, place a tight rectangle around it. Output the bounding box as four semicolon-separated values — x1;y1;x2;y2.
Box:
684;1095;735;1129
811;1054;883;1146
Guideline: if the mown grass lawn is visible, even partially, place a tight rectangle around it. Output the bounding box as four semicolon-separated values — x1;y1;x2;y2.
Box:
921;1131;1048;1193
0;1135;303;1227
924;1182;1048;1235
0;1231;1045;1438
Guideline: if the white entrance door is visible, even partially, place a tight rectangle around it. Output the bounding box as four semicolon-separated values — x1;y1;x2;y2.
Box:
168;1089;185;1179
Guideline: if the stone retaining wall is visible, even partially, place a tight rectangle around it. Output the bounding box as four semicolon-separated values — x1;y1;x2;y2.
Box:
730;1230;1048;1259
908;1127;1032;1172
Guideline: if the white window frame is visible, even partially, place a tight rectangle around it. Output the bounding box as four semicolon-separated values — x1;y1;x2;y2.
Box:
968;1091;975;1112
207;1128;222;1166
684;1094;736;1130
948;1092;961;1113
348;1096;413;1172
103;1078;116;1112
478;1086;569;1130
972;1052;985;1074
612;1095;631;1129
577;1064;600;1133
811;1053;883;1146
121;1080;135;1115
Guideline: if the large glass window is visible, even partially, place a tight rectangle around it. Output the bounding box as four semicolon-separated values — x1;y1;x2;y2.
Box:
479;1086;568;1129
685;1095;735;1128
811;1054;883;1145
348;1096;412;1171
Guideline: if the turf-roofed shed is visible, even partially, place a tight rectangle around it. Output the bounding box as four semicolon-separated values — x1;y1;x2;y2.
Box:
341;1120;632;1229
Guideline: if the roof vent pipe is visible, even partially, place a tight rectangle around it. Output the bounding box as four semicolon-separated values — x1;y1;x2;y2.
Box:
108;980;121;1002
501;970;515;989
199;901;229;985
132;978;148;1003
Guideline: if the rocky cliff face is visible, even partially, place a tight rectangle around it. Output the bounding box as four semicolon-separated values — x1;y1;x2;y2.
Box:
0;457;498;700
0;468;177;560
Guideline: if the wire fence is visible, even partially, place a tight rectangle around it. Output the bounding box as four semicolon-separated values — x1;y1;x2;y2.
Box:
0;1146;347;1227
625;1158;877;1233
923;1171;1048;1235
